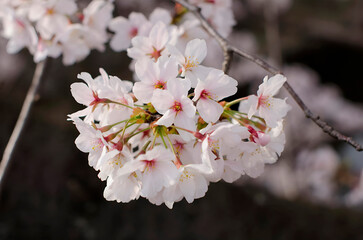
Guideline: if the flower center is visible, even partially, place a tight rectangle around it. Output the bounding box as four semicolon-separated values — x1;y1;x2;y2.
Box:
148;47;163;61
173;140;185;154
154;80;166;89
143;159;156;172
257;95;270;109
200;89;211;99
46;8;54;15
129;27;138;38
180;169;194;182
110;153;124;168
172;101;183;113
91;138;104;151
184;56;199;71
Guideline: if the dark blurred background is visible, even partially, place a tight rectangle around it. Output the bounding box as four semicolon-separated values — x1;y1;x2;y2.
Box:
1;0;363;239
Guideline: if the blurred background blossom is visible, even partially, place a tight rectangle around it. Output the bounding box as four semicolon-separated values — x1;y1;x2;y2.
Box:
1;0;363;239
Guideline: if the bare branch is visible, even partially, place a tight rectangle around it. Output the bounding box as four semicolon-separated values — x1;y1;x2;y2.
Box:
0;59;50;191
222;49;233;74
173;0;363;151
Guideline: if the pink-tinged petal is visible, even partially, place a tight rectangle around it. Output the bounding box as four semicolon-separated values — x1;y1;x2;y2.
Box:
110;31;131;52
156;109;175;127
174;111;196;132
70;82;94;106
129;12;148;27
77;72;93;85
203;68;224;85
201;139;224;181
108;16;129;31
158;55;179;82
179;170;196;203
222;160;244;183
203;69;237;100
255;132;271;147
62;43;90;66
141;168;165;198
258;74;286;97
185;65;212;88
67;107;92;119
162;184;182;209
267;127;285;156
197;98;223;123
193;174;209;199
180;96;196;117
157;161;180;186
149;21;168;50
210;75;238;100
246;95;258;119
166;78;189;99
28;4;45;21
174;115;195;141
128;36;153;58
6;40;24;54
185;38;207;63
133;82;154;103
116;160;145;177
149;8;172;24
135;58;158;83
242;156;264;178
259;98;290;127
104;175;140;203
192;79;206;101
167;44;185;65
151;89;174;113
55;0;78;15
99;68;109;83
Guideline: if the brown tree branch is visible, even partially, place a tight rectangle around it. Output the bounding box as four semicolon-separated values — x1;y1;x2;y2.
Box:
173;0;363;152
0;59;49;191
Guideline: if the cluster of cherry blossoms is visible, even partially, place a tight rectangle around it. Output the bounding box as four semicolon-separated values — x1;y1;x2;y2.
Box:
0;0;236;66
69;26;290;207
108;0;235;61
0;0;114;65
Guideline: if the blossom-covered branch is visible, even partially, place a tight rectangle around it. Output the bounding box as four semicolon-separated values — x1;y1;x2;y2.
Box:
68;0;292;207
173;0;363;152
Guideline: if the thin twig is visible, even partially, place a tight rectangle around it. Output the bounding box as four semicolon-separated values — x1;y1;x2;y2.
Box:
173;0;363;151
0;59;49;191
222;49;234;74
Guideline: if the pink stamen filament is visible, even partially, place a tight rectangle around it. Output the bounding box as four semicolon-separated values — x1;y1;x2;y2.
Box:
148;47;164;61
143;159;156;171
172;101;183;113
257;95;268;109
129;27;138;37
200;89;211;100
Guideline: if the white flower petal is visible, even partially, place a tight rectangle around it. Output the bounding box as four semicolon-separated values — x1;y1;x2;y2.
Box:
197;98;223;123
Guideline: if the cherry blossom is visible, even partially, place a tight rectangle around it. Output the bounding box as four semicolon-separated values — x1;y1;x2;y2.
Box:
239;74;291;127
1;8;37;54
193;69;238;123
168;38;209;87
152;78;196;136
66;5;290;207
28;0;78;40
132;56;180;103
127;21;173;62
109;12;149;52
